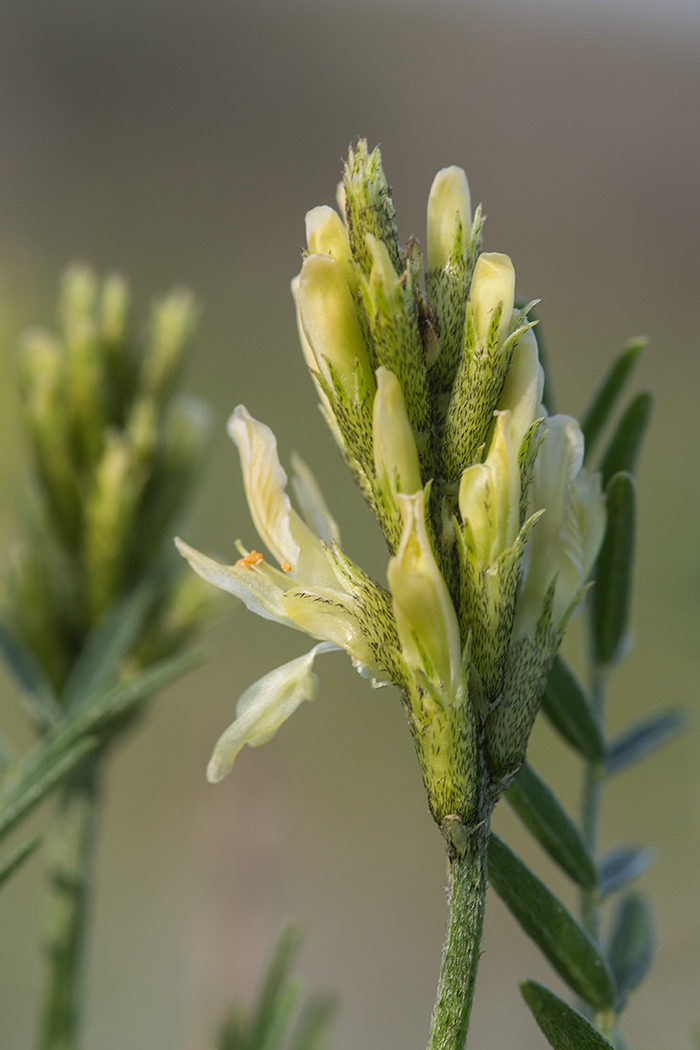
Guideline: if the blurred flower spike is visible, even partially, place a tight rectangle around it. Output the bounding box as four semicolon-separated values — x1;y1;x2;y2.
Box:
178;141;605;831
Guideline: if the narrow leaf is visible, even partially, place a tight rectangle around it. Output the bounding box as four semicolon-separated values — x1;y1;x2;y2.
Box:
528;305;556;415
0;834;42;889
248;925;303;1050
0;620;61;729
541;656;604;763
593;471;635;667
44;648;204;770
61;581;157;712
258;978;302;1050
581;338;646;460
597;846;654;896
217;1007;246;1050
600;391;653;488
608;893;655;1005
506;762;596;888
289;993;337;1050
605;710;685;775
0;737;97;843
488;834;615;1010
0;731;16;771
521;980;616;1050
0;648;203;844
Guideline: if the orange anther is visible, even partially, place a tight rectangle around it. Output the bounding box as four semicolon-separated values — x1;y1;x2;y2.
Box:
235;550;264;569
281;561;292;573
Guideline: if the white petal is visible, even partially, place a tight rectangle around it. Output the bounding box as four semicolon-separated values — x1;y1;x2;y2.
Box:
281;587;382;679
290;451;341;546
228;406;339;590
206;642;337;782
227;406;299;570
174;537;300;630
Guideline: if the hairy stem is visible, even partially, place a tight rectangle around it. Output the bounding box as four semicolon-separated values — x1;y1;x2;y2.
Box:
427;799;491;1050
39;752;102;1050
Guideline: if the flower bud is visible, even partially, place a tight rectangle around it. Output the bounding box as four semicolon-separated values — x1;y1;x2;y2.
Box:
470;252;515;349
85;430;147;620
387;490;461;695
298;253;375;400
373;367;422;499
140;288;197;405
427;166;471;272
459;411;520;569
515;415;606;636
497;325;544;453
343;140;401;277
305;206;355;288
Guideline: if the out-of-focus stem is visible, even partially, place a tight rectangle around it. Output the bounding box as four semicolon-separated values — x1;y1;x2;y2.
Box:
39;752;102;1050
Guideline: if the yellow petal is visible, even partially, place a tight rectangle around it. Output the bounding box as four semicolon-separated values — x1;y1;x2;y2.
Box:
427;166;471;271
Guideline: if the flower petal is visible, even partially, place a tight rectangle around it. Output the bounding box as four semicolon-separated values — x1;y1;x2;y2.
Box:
174;537;300;630
387;489;462;696
290;451;341;546
228;406;338;590
281;586;383;679
227;406;299;570
207;642;337;782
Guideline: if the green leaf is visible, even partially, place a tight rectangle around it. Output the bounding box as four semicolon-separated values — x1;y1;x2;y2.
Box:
592;471;635;667
581;338;646;461
0;737;97;843
0;648;202;845
541;656;604;764
600;391;653;489
506;762;596;889
47;647;204;764
522;304;556;415
605;710;685;775
61;581;157;712
257;978;302;1050
0;834;42;889
597;846;654;896
289;993;337;1050
520;980;616;1050
217;1008;246;1050
488;834;615;1010
248;925;303;1050
608;892;655;1005
0;731;15;771
0;620;61;729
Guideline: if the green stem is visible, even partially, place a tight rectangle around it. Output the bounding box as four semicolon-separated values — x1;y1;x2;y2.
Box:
39;752;102;1050
579;663;607;1013
427;804;491;1050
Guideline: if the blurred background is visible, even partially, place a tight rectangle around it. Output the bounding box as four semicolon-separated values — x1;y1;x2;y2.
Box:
0;0;699;1047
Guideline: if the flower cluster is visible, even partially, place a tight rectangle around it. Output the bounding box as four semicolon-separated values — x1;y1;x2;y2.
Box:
178;143;605;836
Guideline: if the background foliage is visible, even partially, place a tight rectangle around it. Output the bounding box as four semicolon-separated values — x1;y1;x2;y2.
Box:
0;1;698;1048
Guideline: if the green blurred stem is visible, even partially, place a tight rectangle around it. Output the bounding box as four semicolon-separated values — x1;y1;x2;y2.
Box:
580;664;608;1027
39;752;103;1050
427;800;491;1050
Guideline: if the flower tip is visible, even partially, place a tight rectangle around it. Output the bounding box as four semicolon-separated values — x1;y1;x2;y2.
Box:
427;165;471;271
206;756;227;783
